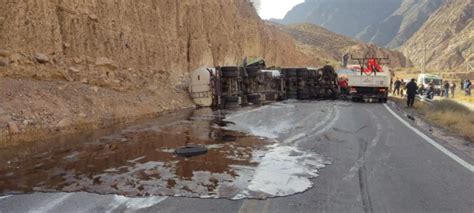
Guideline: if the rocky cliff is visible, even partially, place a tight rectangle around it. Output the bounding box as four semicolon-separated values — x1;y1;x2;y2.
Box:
401;0;473;70
0;0;314;90
277;0;446;48
0;0;315;141
275;0;472;71
281;24;411;68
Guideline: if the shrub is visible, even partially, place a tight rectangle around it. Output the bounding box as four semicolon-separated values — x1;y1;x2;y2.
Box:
430;100;470;113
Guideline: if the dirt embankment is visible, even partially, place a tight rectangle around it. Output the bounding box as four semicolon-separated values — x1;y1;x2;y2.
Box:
0;0;316;143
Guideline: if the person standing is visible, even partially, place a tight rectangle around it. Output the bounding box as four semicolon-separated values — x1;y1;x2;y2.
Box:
339;77;349;97
393;78;401;96
427;81;435;99
467;80;472;96
450;81;456;98
443;81;450;98
460;79;464;90
400;79;406;97
406;78;418;108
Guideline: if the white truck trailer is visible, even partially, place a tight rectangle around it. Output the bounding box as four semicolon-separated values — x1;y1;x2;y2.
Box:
347;57;391;103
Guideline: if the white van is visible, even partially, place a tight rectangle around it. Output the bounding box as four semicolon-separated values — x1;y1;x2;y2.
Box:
417;74;442;95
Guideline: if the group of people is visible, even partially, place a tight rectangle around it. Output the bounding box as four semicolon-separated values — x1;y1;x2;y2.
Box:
461;79;472;96
441;81;457;98
392;78;472;108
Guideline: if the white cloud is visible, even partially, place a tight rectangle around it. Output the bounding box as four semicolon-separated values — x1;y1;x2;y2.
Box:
258;0;304;20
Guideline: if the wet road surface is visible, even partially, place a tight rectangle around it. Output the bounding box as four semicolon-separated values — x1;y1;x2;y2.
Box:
0;101;473;212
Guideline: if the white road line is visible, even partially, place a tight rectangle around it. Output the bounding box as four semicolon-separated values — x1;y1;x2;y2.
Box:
384;104;474;173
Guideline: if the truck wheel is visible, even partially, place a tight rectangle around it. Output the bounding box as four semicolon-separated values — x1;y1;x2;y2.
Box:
297;69;309;77
285;69;297;78
351;97;360;102
297;90;309;100
287;91;298;99
325;88;337;100
221;67;239;78
246;67;259;77
175;144;208;158
247;94;261;104
223;96;239;102
383;98;388;103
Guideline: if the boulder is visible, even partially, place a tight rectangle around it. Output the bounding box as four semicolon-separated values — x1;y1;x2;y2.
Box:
0;49;10;57
88;14;98;21
91;86;99;93
95;57;118;70
69;66;80;73
9;53;22;64
0;59;7;67
35;53;50;64
8;121;20;134
56;118;72;128
73;57;83;64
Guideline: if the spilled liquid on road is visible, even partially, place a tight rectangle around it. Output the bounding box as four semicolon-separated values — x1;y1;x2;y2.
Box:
0;108;273;199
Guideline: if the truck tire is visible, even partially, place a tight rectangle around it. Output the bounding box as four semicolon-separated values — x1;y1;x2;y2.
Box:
175;144;208;158
246;67;259;77
223;96;239;102
287;91;298;99
247;94;261;104
326;88;338;100
285;69;297;78
297;90;309;100
351;97;361;102
297;69;309;77
221;67;239;78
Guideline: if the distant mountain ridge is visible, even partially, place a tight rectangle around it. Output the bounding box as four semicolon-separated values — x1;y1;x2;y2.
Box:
276;0;444;48
279;23;411;68
274;0;473;70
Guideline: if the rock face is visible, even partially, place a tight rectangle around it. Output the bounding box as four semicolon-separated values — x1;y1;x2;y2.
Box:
275;0;472;71
277;0;444;48
278;0;404;45
0;0;319;142
0;0;314;91
281;24;411;68
357;0;445;48
401;0;473;70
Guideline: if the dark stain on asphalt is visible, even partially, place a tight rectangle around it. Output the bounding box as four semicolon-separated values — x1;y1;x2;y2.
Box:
0;108;271;198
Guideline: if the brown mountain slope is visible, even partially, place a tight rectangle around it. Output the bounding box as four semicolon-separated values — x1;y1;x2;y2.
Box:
0;0;315;141
281;23;411;68
401;0;473;71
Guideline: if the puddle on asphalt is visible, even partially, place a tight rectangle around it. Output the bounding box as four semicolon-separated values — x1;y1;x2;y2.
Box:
0;104;328;200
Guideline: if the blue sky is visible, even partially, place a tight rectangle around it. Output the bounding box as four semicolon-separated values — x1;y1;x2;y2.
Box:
258;0;304;20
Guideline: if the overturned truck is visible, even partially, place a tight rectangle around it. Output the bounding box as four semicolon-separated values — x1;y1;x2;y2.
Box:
189;59;339;108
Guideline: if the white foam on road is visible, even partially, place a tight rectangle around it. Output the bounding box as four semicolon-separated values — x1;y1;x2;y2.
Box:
384;104;474;173
243;144;325;197
225;102;333;198
0;195;11;201
29;193;73;213
106;195;167;212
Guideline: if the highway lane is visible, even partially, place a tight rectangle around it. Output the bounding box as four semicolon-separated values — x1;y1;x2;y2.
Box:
0;101;472;212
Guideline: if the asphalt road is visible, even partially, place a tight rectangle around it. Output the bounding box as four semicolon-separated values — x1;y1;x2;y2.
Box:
0;101;473;213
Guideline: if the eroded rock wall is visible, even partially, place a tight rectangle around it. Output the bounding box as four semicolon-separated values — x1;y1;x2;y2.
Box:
0;0;314;91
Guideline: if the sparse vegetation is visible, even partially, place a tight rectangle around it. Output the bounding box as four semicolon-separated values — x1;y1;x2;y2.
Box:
391;97;474;142
426;100;474;142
